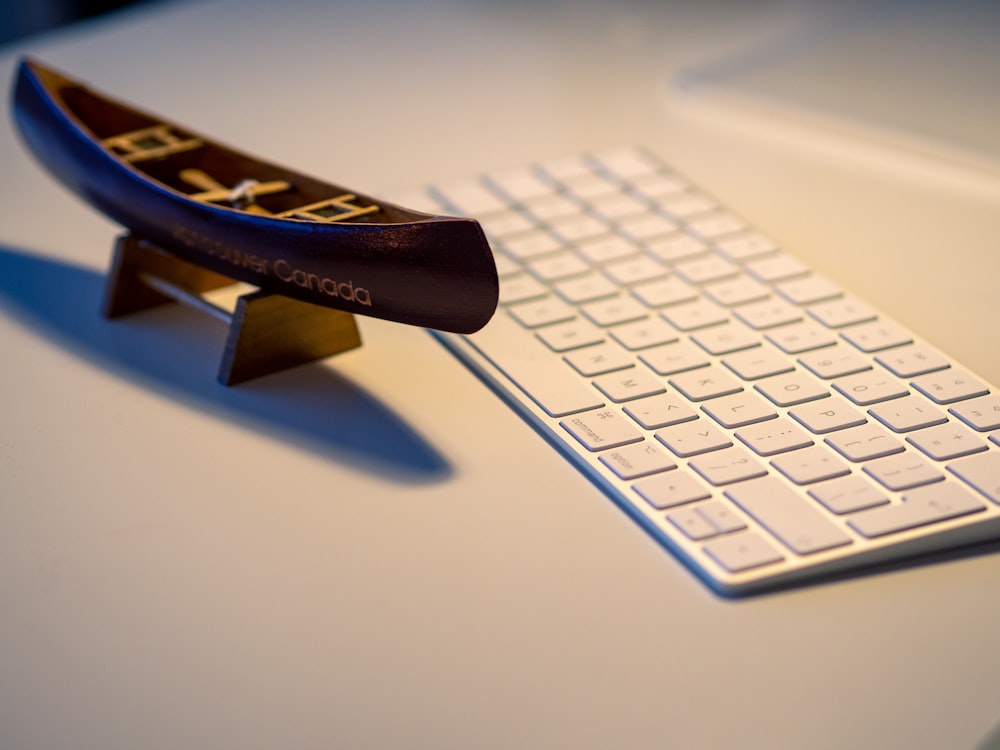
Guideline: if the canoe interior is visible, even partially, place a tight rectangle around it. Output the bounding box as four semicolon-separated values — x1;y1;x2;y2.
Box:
39;63;424;224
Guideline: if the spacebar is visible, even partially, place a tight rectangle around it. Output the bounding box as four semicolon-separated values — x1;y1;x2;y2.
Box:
465;312;605;417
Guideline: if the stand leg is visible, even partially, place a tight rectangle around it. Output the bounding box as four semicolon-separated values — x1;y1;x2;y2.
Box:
101;232;362;385
103;233;233;318
220;290;361;386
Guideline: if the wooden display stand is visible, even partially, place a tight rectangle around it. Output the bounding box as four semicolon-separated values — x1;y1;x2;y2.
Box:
102;233;362;385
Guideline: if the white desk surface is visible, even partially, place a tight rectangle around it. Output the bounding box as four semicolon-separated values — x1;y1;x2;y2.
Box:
2;2;1000;749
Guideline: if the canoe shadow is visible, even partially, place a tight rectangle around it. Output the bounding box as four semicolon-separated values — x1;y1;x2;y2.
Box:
0;245;451;481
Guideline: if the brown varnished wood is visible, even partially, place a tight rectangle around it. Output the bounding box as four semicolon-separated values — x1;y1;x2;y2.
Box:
104;232;361;385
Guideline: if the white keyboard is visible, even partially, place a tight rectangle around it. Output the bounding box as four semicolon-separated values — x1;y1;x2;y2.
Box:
420;146;1000;595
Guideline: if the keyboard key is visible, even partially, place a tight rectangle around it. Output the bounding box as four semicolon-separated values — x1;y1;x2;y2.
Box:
702;391;779;430
618;213;678;242
911;369;990;405
434;177;506;214
949;394;1000;431
522;192;581;221
576;234;640;263
562;172;620;200
538;154;594;182
726;476;853;555
667;507;720;540
722;346;796;381
690;323;761;356
581;295;648;326
808;475;890;515
770;445;851;485
600;440;677;479
808;297;877;328
603;255;667;285
745;253;808;283
657;194;716;218
561;408;644;452
527;251;591;281
848;484;986;538
797;346;872;379
832;370;909;405
704;532;784;573
702;276;770;307
669;366;744;402
645;234;707;262
564;342;635;376
536;319;605;352
876;344;950;378
633;471;712;509
840;319;912;352
479;209;534;239
755;371;829;407
548;212;608;243
468;313;605;417
714;232;778;262
499;273;547;304
487;166;552;201
554;272;618;304
734;298;802;330
689;446;768;486
673;254;739;285
906;423;989;461
765;320;838;354
591;147;659;179
687;212;746;240
660;299;730;331
631;277;699;308
825;423;906;462
775;274;842;305
655;420;733;457
508;297;576;328
590;192;649;221
609;318;678;350
789;396;868;434
862;452;945;491
735;418;814;456
629;171;688;197
491;252;521;278
868;396;948;433
593;367;666;403
623;393;699;429
948;452;1000;504
639;340;710;375
697;500;748;533
502;229;563;260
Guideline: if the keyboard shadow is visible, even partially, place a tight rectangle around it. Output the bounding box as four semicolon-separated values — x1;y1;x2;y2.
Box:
0;245;451;482
768;535;1000;599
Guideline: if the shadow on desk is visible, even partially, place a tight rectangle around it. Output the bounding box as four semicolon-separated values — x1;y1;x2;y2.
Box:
0;245;451;482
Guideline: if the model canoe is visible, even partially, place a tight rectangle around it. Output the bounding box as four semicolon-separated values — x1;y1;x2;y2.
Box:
11;58;499;333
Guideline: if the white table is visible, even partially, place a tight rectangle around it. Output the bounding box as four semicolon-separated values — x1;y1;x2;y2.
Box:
2;2;999;748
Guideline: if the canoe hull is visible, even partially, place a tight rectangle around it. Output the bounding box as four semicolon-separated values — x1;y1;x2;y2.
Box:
12;59;499;333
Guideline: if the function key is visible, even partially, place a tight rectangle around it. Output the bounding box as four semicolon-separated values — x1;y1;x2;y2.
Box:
840;319;913;353
486;167;553;202
775;275;842;305
590;147;660;179
949;394;1000;431
876;344;950;378
715;232;779;262
537;154;594;183
911;369;990;404
433;177;506;215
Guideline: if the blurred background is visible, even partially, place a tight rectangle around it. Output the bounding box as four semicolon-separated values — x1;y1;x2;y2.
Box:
1;0;157;45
